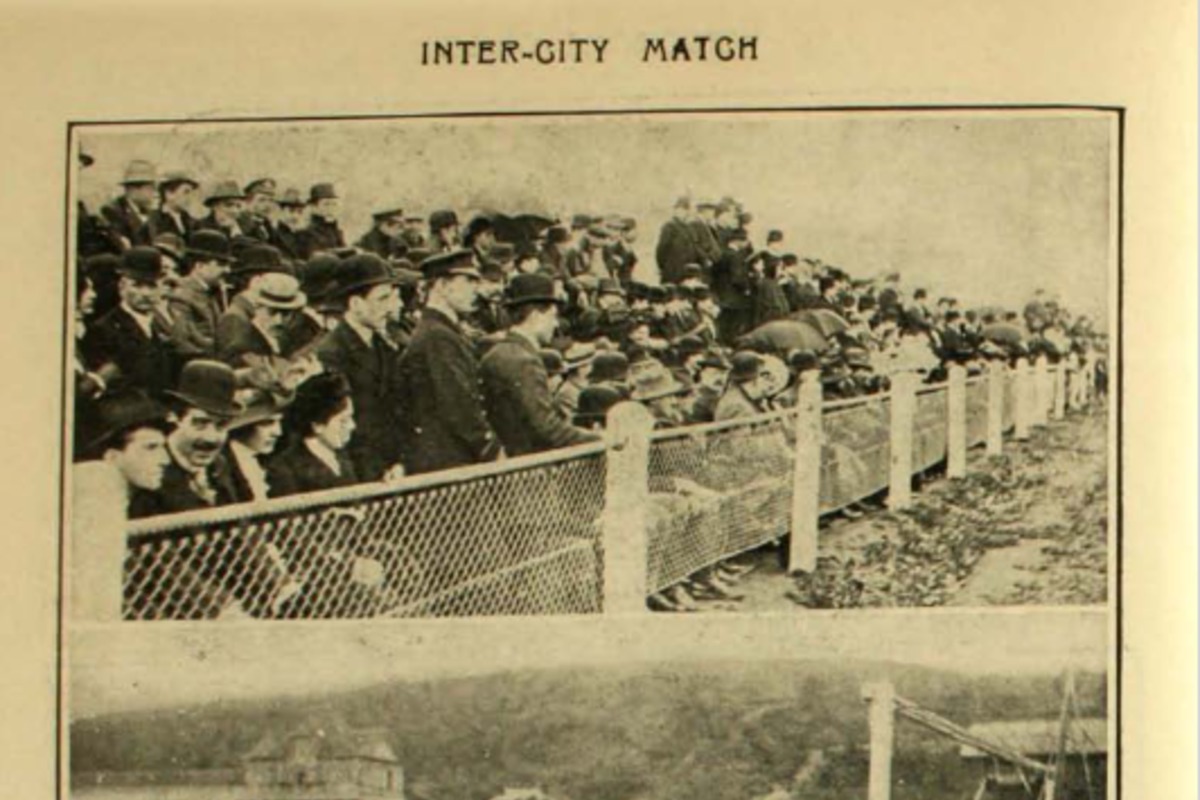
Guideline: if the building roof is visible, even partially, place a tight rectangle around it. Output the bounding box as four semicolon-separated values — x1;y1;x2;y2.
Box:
960;718;1107;759
245;719;398;764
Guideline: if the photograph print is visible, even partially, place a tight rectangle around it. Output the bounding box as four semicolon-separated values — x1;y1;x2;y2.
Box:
66;108;1118;620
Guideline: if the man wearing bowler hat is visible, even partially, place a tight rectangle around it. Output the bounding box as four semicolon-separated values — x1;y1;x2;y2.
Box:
194;180;245;240
306;183;346;254
145;170;199;243
84;247;175;398
127;360;242;518
480;273;600;457
357;205;408;260
238;178;279;243
167;230;235;361
101;160;158;251
396;249;502;474
314;253;406;482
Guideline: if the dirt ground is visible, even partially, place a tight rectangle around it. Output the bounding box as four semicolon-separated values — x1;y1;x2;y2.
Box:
692;404;1110;612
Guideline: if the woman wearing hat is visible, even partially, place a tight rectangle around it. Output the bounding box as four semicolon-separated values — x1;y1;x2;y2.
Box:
267;372;359;497
225;391;289;504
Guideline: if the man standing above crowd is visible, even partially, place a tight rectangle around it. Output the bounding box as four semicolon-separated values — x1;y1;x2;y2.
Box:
306;183;346;253
238;179;278;242
101;160;158;251
145;171;198;242
655;196;699;285
480;274;601;457
397;250;502;474
167;231;234;362
314;254;405;482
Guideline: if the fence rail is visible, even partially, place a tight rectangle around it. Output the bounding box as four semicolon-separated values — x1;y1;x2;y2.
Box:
70;355;1100;620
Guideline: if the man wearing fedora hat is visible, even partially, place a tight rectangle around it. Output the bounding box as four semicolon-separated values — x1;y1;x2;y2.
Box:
145;171;199;243
167;231;234;361
194;180;245;241
127;360;242;519
480;273;600;457
84;247;176;399
218;272;309;390
238;179;279;243
356;206;408;260
306;183;346;254
315;253;406;482
396;249;502;474
100;159;158;251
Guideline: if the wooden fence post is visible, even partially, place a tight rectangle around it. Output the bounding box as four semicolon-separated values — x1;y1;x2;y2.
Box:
863;682;896;800
986;360;1004;457
887;371;917;510
946;365;968;478
71;461;128;622
1033;355;1050;426
1014;358;1032;441
1052;362;1067;420
602;401;655;614
788;371;823;574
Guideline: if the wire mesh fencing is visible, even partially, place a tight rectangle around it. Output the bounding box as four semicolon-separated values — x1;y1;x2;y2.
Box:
94;360;1072;621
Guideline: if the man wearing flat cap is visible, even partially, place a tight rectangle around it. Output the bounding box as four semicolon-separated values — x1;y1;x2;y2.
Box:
194;180;245;240
314;253;406;482
237;178;279;243
144;171;199;243
167;231;234;361
83;247;176;399
306;183;346;254
356;206;408;260
396;249;502;474
101;160;158;251
480;274;601;457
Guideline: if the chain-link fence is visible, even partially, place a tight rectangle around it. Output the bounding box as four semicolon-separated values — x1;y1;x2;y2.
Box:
644;410;797;593
97;362;1072;620
124;444;608;620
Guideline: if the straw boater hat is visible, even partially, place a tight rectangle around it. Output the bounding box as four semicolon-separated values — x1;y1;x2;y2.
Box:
249;272;306;311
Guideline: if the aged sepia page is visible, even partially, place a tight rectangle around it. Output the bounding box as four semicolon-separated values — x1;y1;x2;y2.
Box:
0;2;1193;800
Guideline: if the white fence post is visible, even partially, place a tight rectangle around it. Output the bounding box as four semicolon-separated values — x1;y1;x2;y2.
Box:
1033;355;1050;426
788;371;823;574
986;360;1005;457
863;682;896;800
1082;352;1096;407
71;462;128;622
946;364;968;479
1014;358;1032;441
1052;362;1067;420
887;371;917;510
602;401;655;614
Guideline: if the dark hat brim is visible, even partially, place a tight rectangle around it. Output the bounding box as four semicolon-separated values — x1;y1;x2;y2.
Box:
331;274;396;299
503;293;563;308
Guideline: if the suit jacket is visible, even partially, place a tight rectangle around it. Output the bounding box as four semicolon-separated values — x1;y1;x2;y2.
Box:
144;208;195;242
83;305;175;398
267;438;360;498
655;217;697;284
688;219;722;268
395;308;501;474
714;383;765;421
217;312;277;367
128;450;239;519
237;212;274;242
711;247;753;310
306;216;346;253
315;321;403;481
356;226;406;259
167;275;224;359
193;212;241;240
480;331;600;458
99;197;150;250
272;222;311;262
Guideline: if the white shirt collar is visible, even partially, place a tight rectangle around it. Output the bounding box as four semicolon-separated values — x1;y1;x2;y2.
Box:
121;301;155;338
344;314;376;348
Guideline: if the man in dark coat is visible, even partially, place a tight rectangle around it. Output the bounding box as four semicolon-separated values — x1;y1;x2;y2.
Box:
654;197;699;285
314;254;406;482
690;201;723;274
710;228;755;345
306;183;347;254
100;160;157;251
272;188;312;262
237;178;279;242
144;171;199;243
194;180;245;241
396;250;502;474
166;231;233;361
480;274;601;457
83;247;176;398
356;206;408;259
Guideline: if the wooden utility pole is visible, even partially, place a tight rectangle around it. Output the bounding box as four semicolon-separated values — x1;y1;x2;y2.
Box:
788;371;823;573
862;682;896;800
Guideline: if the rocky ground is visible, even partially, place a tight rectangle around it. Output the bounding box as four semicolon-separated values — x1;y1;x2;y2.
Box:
697;404;1110;611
